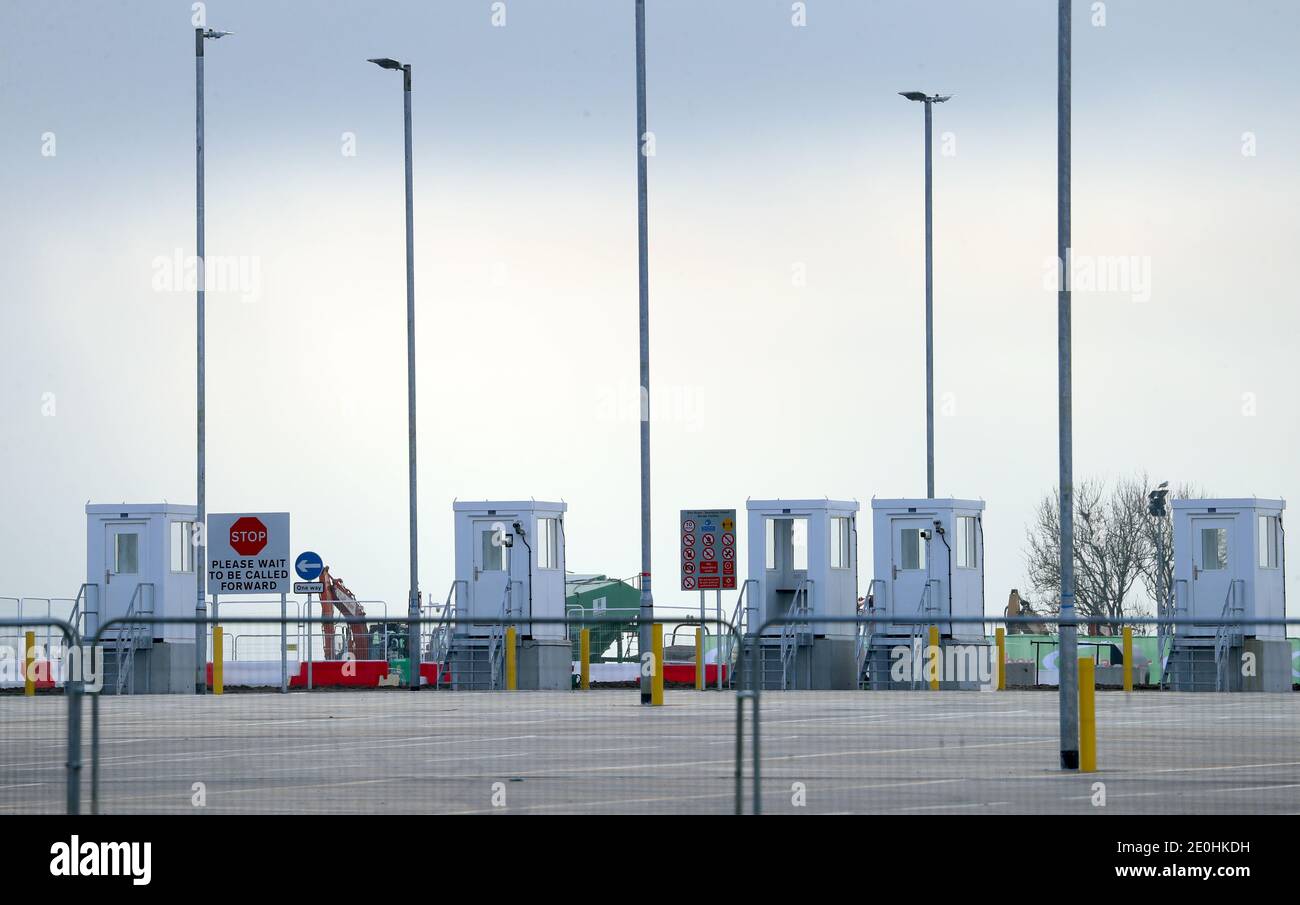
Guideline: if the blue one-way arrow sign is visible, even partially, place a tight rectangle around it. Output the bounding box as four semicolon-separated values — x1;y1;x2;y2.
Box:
295;551;324;581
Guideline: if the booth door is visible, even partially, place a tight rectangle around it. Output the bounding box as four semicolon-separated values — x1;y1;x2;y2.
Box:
891;518;935;629
1190;516;1234;622
104;521;147;624
472;519;513;624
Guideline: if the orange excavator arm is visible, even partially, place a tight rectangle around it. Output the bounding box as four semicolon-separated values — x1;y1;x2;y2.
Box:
319;566;371;660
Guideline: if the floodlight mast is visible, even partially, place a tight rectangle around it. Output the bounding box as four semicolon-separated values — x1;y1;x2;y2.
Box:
368;55;419;687
898;90;953;499
195;24;233;694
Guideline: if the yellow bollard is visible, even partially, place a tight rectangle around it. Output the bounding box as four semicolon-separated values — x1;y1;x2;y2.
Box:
505;627;517;691
213;626;224;695
1079;657;1097;772
651;623;664;706
1122;627;1133;693
695;627;704;691
995;627;1006;691
579;628;590;691
24;630;35;696
928;626;940;691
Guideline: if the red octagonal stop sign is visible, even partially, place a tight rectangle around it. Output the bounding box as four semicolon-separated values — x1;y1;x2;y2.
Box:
229;516;269;556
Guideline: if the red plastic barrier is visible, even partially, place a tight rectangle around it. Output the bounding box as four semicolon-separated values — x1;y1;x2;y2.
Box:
660;663;728;685
289;660;388;688
29;660;55;690
204;660;446;688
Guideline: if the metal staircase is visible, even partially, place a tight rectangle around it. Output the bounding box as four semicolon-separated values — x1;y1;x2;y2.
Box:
855;579;884;689
857;579;939;690
438;582;513;691
100;583;154;695
777;580;812;689
906;580;941;690
1164;580;1244;692
725;580;753;688
1212;579;1245;692
739;583;814;691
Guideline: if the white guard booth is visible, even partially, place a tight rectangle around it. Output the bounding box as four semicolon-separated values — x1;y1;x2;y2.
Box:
864;499;988;689
744;499;860;690
85;503;199;693
448;501;569;690
1168;498;1288;692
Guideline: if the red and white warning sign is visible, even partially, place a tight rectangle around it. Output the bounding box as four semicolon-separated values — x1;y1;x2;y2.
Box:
680;508;736;591
207;512;291;596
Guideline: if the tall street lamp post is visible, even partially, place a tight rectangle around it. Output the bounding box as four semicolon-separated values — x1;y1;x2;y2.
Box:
368;57;422;690
196;25;232;694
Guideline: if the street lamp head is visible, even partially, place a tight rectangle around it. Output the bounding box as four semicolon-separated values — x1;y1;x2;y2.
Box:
202;29;234;40
368;57;405;71
900;91;953;104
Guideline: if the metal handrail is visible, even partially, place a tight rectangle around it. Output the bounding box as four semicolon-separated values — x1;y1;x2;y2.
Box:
1159;578;1192;688
906;579;941;689
485;583;512;690
115;582;154;695
1213;579;1245;692
739;612;1300;815
855;578;885;688
778;579;813;689
725;580;756;686
71;583;96;639
0;616;82;814
426;580;462;668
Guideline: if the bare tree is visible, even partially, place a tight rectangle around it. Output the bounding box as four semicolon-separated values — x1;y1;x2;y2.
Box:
1024;476;1153;633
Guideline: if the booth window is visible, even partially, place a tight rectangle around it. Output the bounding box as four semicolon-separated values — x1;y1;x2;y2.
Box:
114;533;139;575
765;519;776;570
170;521;195;572
791;518;808;571
956;516;977;569
537;517;559;569
1258;516;1279;569
831;517;851;569
481;527;509;571
900;528;926;571
1200;528;1227;570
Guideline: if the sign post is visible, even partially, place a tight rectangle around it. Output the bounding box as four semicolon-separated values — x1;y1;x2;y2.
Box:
295;552;324;692
681;509;737;691
207;512;291;693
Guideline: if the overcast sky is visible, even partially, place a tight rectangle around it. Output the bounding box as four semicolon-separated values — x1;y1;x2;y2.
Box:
2;0;1298;620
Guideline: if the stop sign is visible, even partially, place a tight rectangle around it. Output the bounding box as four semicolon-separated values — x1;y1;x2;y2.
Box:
229;516;269;556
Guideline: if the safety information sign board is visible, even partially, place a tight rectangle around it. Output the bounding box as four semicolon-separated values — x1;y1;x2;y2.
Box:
207;512;291;595
680;509;737;591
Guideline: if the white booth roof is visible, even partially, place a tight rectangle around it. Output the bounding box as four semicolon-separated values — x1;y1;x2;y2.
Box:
747;499;859;512
453;500;567;513
871;498;985;512
1171;498;1284;513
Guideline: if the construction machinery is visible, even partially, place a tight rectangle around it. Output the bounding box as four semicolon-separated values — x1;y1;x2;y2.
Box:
1005;589;1051;635
319;566;372;660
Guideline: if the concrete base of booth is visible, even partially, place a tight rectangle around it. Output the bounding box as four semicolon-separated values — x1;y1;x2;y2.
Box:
100;641;196;695
517;638;572;690
444;636;571;690
862;638;992;691
744;636;857;690
1164;637;1292;692
1243;639;1292;693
